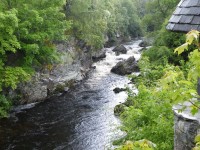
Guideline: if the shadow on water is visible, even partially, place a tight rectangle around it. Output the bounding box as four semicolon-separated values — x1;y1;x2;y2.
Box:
0;40;142;150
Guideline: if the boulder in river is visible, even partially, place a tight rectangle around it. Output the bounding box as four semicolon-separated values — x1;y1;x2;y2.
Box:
139;40;148;47
111;56;139;75
114;98;134;116
113;87;126;93
114;104;126;116
112;45;127;56
92;50;106;62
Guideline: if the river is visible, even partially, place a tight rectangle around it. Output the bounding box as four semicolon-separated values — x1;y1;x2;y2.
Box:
0;40;142;150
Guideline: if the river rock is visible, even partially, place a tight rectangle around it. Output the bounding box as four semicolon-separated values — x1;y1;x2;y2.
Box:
113;87;126;93
92;49;106;62
19;80;47;104
114;104;126;116
112;45;127;55
114;96;135;116
139;40;148;47
111;56;139;75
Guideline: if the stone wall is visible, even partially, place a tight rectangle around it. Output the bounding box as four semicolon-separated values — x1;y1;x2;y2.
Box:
173;101;200;150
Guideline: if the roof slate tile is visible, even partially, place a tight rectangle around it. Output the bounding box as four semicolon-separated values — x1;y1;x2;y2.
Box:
179;15;193;23
191;16;200;25
188;7;200;15
197;25;200;31
187;0;199;7
180;7;190;15
167;0;200;32
174;7;182;15
181;0;190;7
166;23;175;30
169;15;182;23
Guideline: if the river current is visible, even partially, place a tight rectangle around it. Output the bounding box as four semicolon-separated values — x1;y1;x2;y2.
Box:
0;40;142;150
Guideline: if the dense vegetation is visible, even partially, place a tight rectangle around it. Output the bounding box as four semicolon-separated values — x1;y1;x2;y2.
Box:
113;0;200;150
1;0;200;149
0;0;142;117
114;0;200;150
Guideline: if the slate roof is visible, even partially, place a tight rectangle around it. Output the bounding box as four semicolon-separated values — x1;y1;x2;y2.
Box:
166;0;200;32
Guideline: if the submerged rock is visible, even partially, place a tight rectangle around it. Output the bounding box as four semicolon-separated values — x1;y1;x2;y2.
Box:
111;56;139;75
112;45;127;56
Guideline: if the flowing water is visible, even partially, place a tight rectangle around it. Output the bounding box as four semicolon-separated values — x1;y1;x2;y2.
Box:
0;40;142;150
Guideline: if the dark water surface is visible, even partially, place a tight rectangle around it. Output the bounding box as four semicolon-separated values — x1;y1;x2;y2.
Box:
0;40;141;150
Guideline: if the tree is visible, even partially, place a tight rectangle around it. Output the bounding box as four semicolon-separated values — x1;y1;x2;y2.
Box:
141;0;179;32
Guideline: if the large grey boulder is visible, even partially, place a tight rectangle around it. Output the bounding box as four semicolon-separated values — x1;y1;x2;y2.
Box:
19;80;48;104
11;40;93;105
139;40;148;47
92;49;106;61
112;45;127;55
111;56;139;75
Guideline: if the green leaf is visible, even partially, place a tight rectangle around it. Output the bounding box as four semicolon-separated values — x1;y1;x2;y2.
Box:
174;43;189;55
186;30;200;45
195;135;200;143
191;105;198;115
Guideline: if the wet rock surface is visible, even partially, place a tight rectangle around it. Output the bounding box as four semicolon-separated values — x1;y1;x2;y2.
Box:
113;87;126;93
111;56;139;75
92;49;106;62
112;45;127;56
139;40;148;47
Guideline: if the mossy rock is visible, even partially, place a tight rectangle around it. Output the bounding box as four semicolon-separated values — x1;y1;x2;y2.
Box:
65;79;76;89
114;104;126;116
54;84;65;93
124;98;134;107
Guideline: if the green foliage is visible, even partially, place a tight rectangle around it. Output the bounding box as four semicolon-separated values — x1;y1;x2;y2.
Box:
121;30;200;150
68;0;108;48
0;0;144;118
142;20;187;65
115;139;156;150
68;0;142;48
120;83;174;150
0;0;71;90
0;0;71;117
0;95;11;118
141;0;179;33
118;29;200;150
131;57;165;87
193;134;200;150
0;9;20;54
154;20;185;48
1;67;31;90
143;46;174;65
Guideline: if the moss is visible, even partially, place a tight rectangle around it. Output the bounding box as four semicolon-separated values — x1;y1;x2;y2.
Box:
114;104;127;116
54;84;65;93
65;79;76;89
